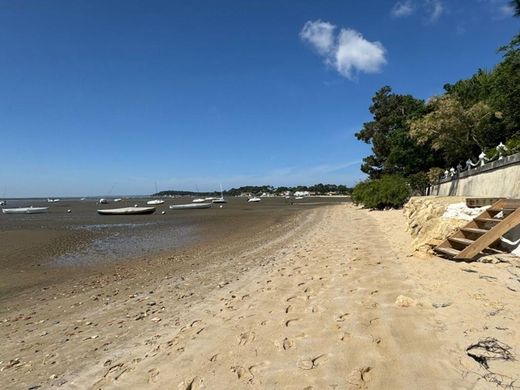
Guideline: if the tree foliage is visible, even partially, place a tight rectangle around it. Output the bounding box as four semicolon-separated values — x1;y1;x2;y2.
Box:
409;95;501;164
355;86;444;179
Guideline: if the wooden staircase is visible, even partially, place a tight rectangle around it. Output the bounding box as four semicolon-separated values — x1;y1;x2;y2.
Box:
434;199;520;261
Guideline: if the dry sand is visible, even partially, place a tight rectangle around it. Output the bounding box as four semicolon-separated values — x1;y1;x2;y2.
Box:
2;205;520;389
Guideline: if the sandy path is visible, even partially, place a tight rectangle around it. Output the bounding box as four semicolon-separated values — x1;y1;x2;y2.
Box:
69;205;465;389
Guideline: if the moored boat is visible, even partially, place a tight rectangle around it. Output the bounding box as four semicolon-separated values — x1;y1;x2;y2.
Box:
248;197;261;203
2;206;49;214
147;199;164;205
169;203;212;210
97;206;156;215
192;198;206;203
212;184;227;203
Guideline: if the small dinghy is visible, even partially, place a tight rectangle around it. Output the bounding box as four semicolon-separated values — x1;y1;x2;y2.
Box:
97;206;156;215
248;197;261;203
2;206;49;214
147;199;164;205
192;198;206;203
169;203;211;210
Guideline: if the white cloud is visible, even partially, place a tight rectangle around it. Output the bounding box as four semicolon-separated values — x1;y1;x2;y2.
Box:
300;20;387;80
426;0;444;22
299;20;336;55
391;1;415;17
335;29;387;78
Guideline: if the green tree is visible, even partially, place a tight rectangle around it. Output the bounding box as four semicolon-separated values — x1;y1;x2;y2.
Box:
355;86;444;179
409;95;502;164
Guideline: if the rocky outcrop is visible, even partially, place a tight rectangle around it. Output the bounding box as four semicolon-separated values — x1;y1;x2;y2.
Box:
403;196;467;252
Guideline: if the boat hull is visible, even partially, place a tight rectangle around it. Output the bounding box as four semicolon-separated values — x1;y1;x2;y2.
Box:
169;203;211;210
97;207;156;215
147;200;164;205
2;207;49;214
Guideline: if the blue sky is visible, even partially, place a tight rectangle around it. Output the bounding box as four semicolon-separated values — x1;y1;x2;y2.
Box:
0;0;517;197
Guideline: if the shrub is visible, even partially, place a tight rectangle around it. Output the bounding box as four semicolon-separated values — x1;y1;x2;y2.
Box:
407;172;429;195
352;175;411;209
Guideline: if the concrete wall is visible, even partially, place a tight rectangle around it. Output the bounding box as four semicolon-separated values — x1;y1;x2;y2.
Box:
429;152;520;198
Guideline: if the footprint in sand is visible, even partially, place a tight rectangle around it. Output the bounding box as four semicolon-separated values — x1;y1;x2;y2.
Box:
283;337;294;350
285;318;300;327
148;368;160;383
346;366;372;389
335;313;350;322
274;337;295;351
297;354;328;370
237;331;256;345
178;376;204;390
231;365;252;381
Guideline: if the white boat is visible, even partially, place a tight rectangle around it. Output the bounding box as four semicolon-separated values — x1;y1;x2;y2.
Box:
204;197;216;201
248;197;261;203
47;198;60;203
212;184;227;204
0;200;6;206
2;206;49;214
295;196;304;200
113;198;122;202
147;199;164;205
169;203;212;210
97;206;156;215
99;198;108;204
192;198;206;203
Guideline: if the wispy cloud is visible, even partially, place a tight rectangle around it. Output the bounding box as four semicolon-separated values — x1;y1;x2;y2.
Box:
425;0;444;22
300;20;387;80
391;1;415;17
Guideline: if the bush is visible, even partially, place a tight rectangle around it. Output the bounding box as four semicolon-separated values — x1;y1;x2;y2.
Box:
407;172;429;195
352;175;411;209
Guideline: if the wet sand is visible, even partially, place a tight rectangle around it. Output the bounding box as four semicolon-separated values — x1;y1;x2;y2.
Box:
0;197;342;298
2;203;519;389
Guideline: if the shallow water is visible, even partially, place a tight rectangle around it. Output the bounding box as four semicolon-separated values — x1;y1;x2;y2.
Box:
52;224;196;267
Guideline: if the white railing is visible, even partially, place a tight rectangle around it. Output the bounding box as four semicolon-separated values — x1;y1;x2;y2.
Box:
441;142;513;180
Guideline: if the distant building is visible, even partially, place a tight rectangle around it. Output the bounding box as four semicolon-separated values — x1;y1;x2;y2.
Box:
294;191;310;197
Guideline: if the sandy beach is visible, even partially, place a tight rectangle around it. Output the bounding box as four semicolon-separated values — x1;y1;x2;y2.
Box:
2;204;520;389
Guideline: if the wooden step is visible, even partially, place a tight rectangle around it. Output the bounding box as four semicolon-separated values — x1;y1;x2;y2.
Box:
475;217;502;223
434;247;460;258
461;227;489;235
448;237;474;246
456;207;520;260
